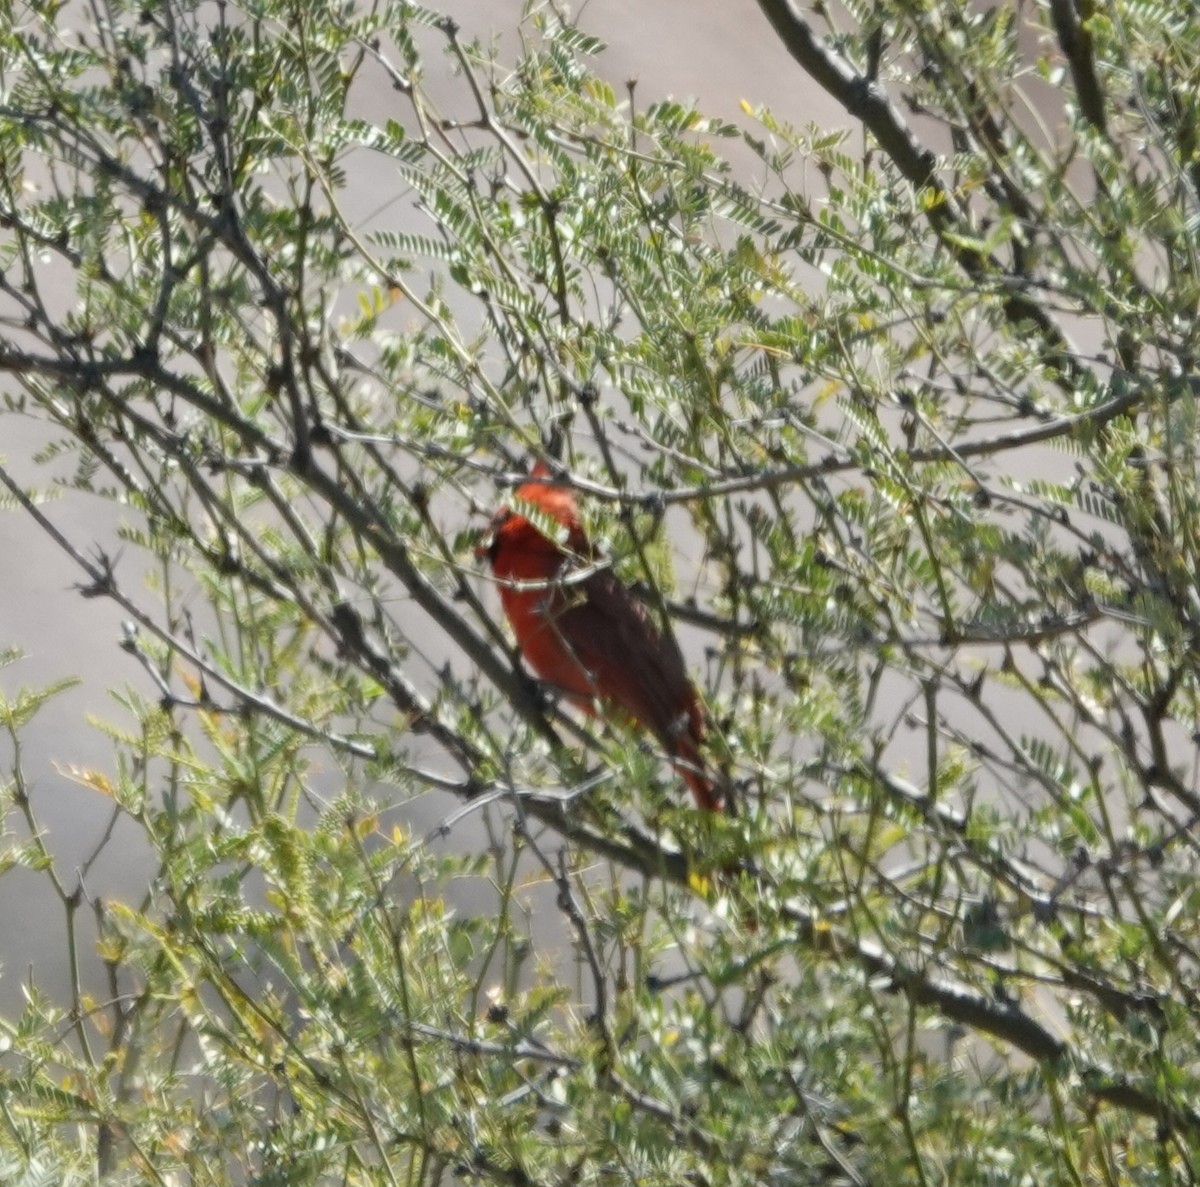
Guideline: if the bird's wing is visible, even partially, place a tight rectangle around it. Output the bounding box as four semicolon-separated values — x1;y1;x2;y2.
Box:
555;570;701;746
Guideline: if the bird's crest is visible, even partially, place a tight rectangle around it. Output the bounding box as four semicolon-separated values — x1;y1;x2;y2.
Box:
515;461;584;535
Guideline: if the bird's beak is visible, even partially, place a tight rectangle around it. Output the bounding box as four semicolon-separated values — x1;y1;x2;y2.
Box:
474;508;509;563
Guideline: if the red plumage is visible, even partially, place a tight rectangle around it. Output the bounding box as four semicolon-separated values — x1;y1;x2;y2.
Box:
481;465;721;811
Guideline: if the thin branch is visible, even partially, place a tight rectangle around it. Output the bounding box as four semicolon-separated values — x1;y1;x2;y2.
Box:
1048;0;1108;136
752;0;1082;385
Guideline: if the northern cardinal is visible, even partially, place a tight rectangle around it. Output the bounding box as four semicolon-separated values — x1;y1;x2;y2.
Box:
479;464;722;811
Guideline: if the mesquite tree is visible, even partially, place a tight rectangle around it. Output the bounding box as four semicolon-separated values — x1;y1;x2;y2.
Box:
1;0;1198;1183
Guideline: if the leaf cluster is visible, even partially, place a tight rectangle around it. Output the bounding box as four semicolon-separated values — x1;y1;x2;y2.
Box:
2;0;1200;1183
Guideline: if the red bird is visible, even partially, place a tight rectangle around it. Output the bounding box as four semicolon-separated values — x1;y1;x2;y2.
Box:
480;464;722;811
